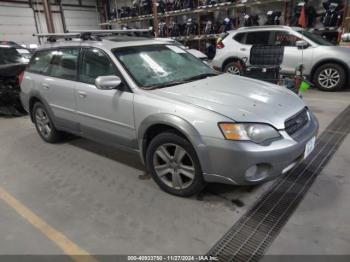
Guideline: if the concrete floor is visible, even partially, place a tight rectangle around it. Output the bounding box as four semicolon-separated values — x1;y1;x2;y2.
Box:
0;89;349;257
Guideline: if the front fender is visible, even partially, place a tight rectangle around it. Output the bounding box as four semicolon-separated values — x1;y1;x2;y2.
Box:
137;113;211;173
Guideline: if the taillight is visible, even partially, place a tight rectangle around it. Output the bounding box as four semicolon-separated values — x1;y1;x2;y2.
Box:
18;71;24;85
216;40;225;49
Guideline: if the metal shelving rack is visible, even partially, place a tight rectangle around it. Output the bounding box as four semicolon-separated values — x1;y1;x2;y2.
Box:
101;0;348;49
107;0;287;24
102;0;290;51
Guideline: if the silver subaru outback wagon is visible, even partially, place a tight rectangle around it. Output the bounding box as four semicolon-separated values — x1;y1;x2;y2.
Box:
20;36;319;197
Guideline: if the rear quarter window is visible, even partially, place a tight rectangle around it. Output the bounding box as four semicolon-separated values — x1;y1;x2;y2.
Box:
233;33;246;44
27;50;54;75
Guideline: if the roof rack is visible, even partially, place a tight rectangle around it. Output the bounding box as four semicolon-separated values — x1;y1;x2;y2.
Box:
34;29;153;42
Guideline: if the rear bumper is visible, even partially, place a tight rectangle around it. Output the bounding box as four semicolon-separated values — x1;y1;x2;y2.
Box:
201;112;319;185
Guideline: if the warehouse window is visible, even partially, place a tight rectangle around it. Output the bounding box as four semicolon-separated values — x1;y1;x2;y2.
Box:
49;48;79;81
80;48;117;85
245;32;271;45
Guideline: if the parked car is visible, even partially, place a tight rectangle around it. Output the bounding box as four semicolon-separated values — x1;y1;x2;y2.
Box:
155;37;208;61
0;42;32;115
212;25;350;91
102;36;209;61
20;36;318;196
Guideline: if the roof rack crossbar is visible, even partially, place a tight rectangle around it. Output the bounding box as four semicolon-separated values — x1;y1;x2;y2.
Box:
33;29;153;42
68;29;152;34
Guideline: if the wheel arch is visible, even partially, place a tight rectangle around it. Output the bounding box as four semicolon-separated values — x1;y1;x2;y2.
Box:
222;57;245;71
28;92;56;126
138;114;209;171
310;58;350;84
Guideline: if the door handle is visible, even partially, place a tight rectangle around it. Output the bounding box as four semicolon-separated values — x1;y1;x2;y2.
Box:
78;91;87;98
42;83;50;90
240;48;246;51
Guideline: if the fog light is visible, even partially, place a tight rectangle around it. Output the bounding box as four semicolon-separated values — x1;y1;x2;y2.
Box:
245;164;270;182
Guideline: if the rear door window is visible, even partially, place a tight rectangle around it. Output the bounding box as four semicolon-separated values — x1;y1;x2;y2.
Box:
49;48;80;81
245;31;271;45
27;50;54;75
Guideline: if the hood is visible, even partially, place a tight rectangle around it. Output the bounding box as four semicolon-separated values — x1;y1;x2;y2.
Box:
151;74;305;129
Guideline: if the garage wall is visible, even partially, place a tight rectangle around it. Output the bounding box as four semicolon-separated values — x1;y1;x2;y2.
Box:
0;0;100;45
63;8;100;31
0;2;38;46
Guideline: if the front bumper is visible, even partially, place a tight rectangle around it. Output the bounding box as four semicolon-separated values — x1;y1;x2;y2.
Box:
200;112;319;185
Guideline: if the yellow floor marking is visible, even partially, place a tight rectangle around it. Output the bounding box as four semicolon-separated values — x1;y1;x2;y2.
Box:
0;186;98;262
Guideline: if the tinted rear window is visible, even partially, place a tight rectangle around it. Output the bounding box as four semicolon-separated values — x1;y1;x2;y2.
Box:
245;31;271;45
0;47;30;65
234;33;245;43
49;48;79;81
27;50;54;75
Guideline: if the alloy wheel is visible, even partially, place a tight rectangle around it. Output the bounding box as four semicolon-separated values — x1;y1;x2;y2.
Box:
153;143;195;190
226;65;241;75
35;108;52;139
318;68;340;89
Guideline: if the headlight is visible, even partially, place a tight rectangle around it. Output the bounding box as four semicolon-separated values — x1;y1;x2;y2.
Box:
218;123;281;144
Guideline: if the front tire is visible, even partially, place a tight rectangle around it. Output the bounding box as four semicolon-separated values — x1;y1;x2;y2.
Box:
314;63;346;91
146;132;205;197
33;102;63;143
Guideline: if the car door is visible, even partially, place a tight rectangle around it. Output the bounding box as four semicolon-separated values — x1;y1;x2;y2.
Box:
233;32;251;63
75;47;136;148
45;47;80;131
272;30;314;75
237;31;273;66
27;48;79;132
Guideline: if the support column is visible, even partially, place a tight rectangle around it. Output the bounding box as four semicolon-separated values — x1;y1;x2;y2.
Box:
58;0;67;33
42;0;55;33
152;0;159;37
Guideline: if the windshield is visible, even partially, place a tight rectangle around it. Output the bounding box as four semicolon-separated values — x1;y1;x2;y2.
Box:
114;45;217;89
0;47;32;65
296;30;334;46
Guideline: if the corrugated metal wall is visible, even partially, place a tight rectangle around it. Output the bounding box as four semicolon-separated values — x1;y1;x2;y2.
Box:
0;2;37;46
0;0;100;45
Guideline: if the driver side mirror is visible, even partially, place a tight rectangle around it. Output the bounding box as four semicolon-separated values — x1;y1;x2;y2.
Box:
95;75;123;90
296;40;309;49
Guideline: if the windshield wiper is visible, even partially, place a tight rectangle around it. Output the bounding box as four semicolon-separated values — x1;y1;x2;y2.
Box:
182;72;218;82
144;73;218;90
144;80;187;90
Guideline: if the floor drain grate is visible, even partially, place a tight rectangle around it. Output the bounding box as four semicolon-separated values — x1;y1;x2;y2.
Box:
208;105;350;262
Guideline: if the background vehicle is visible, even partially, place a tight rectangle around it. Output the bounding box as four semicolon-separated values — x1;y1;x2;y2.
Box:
155;37;208;61
0;42;32;115
20;32;318;197
212;25;350;91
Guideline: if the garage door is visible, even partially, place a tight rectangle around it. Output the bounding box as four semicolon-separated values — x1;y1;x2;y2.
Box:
0;4;38;45
64;9;99;31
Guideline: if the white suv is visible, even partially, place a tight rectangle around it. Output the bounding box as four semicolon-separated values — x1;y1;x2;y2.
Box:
212;25;350;91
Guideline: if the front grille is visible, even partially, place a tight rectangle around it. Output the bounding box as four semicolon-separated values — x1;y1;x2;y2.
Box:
285;108;309;135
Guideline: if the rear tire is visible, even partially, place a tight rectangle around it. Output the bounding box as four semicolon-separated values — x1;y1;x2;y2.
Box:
313;63;346;91
224;61;243;75
33;102;63;143
146;132;205;197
